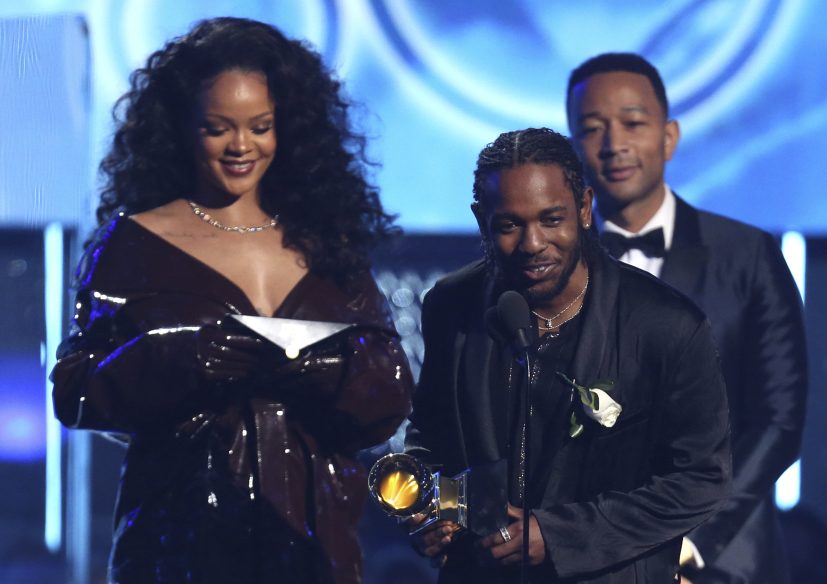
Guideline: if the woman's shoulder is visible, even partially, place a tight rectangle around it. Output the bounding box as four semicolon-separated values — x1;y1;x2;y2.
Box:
76;211;130;289
130;199;188;233
77;203;183;290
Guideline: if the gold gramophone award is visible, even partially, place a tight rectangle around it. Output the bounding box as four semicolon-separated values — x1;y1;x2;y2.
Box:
368;453;468;533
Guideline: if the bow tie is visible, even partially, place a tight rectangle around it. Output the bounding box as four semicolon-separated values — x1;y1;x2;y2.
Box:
601;228;666;259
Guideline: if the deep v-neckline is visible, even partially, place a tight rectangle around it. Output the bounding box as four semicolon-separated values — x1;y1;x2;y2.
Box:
125;217;309;317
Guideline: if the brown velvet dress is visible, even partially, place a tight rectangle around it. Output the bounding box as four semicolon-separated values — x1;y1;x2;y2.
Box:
51;215;413;583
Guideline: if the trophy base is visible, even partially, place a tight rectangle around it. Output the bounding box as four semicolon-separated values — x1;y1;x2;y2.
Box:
408;469;468;534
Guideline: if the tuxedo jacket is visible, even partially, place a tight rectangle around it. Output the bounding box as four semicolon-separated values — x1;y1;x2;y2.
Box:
406;250;732;583
661;196;807;584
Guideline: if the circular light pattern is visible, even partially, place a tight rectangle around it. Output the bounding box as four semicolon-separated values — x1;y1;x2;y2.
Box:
368;0;791;134
105;0;337;90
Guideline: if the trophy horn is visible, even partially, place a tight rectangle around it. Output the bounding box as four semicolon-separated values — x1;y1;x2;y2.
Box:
368;453;468;533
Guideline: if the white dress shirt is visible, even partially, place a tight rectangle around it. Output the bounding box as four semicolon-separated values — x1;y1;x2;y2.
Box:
601;186;675;278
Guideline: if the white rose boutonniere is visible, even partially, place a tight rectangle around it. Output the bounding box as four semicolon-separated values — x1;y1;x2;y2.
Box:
556;373;622;438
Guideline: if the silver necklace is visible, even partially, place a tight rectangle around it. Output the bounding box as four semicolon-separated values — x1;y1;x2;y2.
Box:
539;304;584;337
188;201;278;233
531;272;589;332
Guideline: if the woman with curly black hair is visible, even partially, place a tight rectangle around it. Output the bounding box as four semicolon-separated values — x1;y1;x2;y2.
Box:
51;17;412;584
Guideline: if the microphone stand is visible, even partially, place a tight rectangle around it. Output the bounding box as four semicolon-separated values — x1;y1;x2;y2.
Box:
518;349;532;584
494;290;534;584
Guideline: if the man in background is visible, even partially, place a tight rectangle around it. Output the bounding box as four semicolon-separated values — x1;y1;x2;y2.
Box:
566;52;808;583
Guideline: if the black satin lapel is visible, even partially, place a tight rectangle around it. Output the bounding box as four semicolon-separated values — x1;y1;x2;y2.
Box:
569;254;618;385
529;371;576;504
661;246;708;301
459;324;502;462
661;195;708;301
538;254;620;504
455;275;504;463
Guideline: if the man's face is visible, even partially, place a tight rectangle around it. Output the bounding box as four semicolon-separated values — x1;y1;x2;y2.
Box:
567;71;679;215
475;163;592;305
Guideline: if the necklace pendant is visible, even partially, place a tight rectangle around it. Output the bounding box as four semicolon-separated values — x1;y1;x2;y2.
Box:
545;318;553;329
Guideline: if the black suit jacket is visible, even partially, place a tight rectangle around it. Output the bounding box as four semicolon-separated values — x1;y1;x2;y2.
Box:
406;250;732;583
661;196;807;584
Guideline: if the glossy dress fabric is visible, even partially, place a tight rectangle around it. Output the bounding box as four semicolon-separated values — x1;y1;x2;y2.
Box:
51;215;413;583
405;250;732;583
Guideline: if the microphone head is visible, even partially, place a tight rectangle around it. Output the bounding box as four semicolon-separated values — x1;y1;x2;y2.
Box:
496;291;532;353
496;290;531;334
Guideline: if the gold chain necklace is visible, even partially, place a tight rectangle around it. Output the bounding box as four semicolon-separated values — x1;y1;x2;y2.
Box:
530;272;589;332
188;201;278;233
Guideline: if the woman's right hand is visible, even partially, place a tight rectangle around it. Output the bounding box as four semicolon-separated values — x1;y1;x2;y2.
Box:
194;323;269;383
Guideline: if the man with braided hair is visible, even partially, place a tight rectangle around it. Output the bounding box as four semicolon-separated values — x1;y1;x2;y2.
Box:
405;128;731;583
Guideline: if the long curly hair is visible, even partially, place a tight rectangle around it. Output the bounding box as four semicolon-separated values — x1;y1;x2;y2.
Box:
98;17;397;278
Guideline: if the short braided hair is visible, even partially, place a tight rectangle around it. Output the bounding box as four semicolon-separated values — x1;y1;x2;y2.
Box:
472;127;600;265
473;127;587;216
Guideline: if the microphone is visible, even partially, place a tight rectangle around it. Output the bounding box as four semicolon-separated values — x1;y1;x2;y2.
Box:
495;290;532;354
494;290;534;582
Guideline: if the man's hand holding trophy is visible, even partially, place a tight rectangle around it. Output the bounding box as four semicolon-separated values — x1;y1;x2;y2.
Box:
368;452;508;566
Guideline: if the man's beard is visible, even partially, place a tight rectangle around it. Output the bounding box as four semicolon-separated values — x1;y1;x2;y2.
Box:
487;232;583;306
523;238;581;305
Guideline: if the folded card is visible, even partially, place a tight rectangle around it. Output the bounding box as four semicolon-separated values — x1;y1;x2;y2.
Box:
225;315;354;359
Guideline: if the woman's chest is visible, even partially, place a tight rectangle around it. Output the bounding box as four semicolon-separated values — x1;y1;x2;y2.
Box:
165;233;307;316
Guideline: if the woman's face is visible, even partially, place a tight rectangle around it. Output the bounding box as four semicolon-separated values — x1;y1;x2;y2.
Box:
193;69;277;201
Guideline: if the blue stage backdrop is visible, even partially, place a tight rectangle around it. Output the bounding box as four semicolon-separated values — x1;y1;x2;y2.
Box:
1;4;826;581
0;0;824;235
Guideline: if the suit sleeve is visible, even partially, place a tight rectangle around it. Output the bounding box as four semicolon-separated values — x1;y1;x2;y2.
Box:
404;287;444;463
688;231;807;562
404;284;466;470
534;318;732;579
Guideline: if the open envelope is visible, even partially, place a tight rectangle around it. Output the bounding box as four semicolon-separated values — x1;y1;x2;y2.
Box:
227;315;354;359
